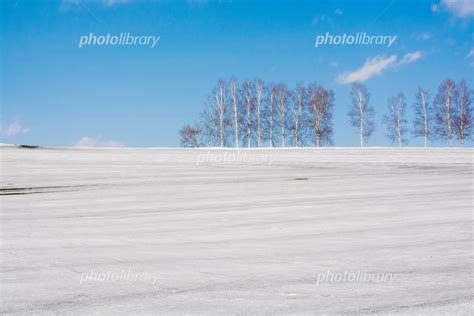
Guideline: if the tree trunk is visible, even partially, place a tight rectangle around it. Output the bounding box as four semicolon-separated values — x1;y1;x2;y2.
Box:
359;106;364;147
397;102;401;147
422;92;428;148
269;93;274;148
446;93;452;147
358;90;364;147
233;95;238;148
281;113;285;147
247;103;251;148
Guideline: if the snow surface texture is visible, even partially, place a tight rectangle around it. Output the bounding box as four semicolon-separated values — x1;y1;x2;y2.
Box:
1;147;473;315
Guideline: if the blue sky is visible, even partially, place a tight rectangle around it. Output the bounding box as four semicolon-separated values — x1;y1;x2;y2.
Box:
1;0;473;147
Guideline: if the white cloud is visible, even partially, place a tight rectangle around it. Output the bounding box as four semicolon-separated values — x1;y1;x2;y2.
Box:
412;32;432;40
187;0;232;6
74;136;124;147
399;51;424;65
467;48;474;58
467;48;474;67
335;8;344;15
62;0;131;6
336;55;397;84
312;14;332;26
103;0;131;5
1;120;30;137
336;51;426;84
439;0;474;18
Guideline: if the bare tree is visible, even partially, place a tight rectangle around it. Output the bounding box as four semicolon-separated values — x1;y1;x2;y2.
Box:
383;93;408;147
200;102;218;147
433;79;456;147
307;83;335;147
289;84;305;147
275;83;288;147
241;80;255;148
453;80;473;147
200;80;229;147
229;77;240;148
265;83;277;147
216;80;228;147
348;83;375;147
412;88;431;147
255;79;264;147
179;123;202;148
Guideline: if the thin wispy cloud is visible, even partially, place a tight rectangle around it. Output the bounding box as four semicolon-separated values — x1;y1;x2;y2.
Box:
187;0;232;7
74;136;124;147
336;55;397;84
59;0;129;23
467;48;474;66
62;0;132;7
337;51;425;84
467;48;474;58
312;14;332;26
399;51;424;65
1;120;30;137
103;0;131;6
412;32;432;40
372;0;395;23
434;0;474;18
313;8;344;26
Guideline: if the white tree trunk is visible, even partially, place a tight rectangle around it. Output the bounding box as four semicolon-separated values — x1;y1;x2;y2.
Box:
460;88;465;147
421;91;428;148
396;100;401;147
231;81;239;148
246;92;251;148
256;83;263;148
358;90;364;147
269;93;274;148
281;110;285;147
446;89;453;147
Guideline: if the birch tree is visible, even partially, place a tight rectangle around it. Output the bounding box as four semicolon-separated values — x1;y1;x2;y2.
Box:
230;77;240;148
412;88;431;147
290;84;305;147
266;83;277;147
433;79;456;147
255;79;264;147
275;83;288;147
201;80;228;147
241;80;255;148
214;80;228;147
200;102;218;147
383;93;408;147
348;83;374;147
307;83;335;147
453;80;473;147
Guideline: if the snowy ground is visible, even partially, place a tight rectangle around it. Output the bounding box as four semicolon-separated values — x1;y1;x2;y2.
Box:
1;146;473;315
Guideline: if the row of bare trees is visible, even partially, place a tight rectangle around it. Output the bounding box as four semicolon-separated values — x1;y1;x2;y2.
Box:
180;78;472;148
381;79;472;147
181;78;336;148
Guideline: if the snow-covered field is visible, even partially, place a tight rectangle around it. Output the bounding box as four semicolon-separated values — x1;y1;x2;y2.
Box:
1;146;473;315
